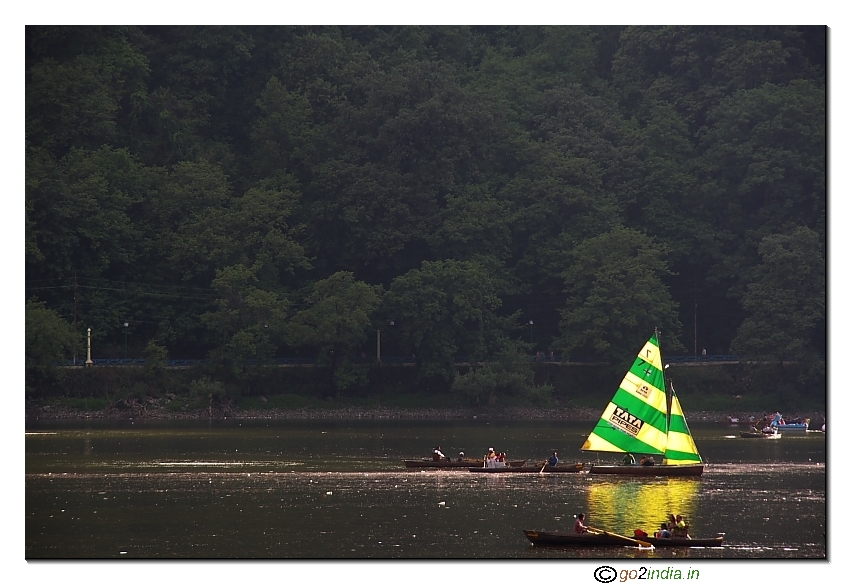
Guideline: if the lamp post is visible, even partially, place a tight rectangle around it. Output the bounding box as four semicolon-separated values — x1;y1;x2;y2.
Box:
85;328;93;367
528;320;534;344
123;322;129;360
377;328;381;362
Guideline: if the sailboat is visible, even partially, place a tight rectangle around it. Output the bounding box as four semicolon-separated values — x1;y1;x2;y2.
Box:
581;330;704;476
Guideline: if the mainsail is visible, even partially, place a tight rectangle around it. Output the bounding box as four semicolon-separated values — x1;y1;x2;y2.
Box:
581;332;702;466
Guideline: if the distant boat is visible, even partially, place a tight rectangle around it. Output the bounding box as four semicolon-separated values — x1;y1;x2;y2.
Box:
581;330;704;477
770;414;810;432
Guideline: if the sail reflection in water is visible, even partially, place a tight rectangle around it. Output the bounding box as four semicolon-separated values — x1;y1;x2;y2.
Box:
587;478;700;534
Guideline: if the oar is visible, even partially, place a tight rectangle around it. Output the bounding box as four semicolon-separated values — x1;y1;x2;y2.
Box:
586;526;654;550
539;460;547;474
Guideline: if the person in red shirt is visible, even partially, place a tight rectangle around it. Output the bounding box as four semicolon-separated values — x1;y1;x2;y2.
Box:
574;513;589;534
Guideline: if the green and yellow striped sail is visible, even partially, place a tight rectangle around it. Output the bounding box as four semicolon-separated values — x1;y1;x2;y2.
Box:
664;385;702;465
581;333;702;465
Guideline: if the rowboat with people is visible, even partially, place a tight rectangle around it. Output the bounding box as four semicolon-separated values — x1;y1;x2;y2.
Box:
523;530;724;547
739;429;782;439
468;462;584;473
403;459;527;469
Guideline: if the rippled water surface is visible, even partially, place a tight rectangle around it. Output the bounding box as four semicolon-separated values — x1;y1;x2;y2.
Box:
25;419;826;559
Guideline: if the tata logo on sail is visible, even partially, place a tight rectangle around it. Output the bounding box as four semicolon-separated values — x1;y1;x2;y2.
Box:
608;407;644;437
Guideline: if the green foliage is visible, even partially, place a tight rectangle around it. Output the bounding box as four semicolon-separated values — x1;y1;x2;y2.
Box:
26;300;76;372
188;376;227;399
554;225;683;362
452;347;538;406
143;340;168;371
290;271;381;395
62;397;111;411
384;260;514;387
24;25;825;398
731;227;825;360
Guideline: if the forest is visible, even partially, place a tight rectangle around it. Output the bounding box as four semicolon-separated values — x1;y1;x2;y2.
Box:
25;26;826;403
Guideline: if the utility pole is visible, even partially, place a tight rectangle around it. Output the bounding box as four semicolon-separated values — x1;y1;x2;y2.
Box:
73;273;78;365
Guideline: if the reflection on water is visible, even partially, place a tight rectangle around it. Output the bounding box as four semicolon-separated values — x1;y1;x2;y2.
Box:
25;419;826;559
587;479;700;535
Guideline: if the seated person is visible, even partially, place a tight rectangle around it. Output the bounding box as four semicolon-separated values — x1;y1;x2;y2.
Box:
639;456;655;466
622;453;636;465
432;446;447;461
457;451;465;462
494;452;506;468
548;451;559;467
574;513;589;534
656;523;672;538
671;515;690;538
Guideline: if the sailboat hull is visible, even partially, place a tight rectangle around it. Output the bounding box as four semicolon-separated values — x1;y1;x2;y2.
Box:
589;464;704;477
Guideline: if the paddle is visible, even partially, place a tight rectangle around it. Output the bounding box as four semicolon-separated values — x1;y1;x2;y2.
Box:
539;460;547;474
587;526;654;550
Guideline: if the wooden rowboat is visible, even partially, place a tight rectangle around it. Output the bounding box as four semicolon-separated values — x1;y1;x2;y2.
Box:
403;459;527;469
523;530;724;547
468;463;584;473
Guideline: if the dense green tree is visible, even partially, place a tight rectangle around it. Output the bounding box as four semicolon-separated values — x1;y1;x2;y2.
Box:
249;76;312;179
554;226;683;363
26;300;76;375
26;26;150;156
383;260;514;387
731;227;825;361
202;264;291;365
289;272;381;395
23;25;825;380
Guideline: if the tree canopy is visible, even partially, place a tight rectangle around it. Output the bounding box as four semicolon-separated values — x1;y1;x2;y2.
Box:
26;26;826;386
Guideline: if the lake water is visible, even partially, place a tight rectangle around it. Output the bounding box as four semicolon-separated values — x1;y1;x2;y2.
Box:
25;419;826;562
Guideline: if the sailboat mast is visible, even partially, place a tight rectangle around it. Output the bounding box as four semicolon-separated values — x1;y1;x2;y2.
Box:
657;327;672;435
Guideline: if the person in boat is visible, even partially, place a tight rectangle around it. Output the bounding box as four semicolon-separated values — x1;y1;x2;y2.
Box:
494;452;507;468
656;523;672;538
547;451;559;467
672;515;690;538
574;513;589;534
622;453;636;465
457;451;465;462
485;447;497;468
639;455;655;466
433;446;447;461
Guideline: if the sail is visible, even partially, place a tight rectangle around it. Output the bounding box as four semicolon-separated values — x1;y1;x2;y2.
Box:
663;385;702;465
581;334;670;456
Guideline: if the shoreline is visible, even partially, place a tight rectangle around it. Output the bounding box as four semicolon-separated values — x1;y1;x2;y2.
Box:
25;403;825;424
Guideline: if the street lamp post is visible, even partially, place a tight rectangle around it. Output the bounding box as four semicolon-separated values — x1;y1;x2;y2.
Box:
124;322;129;360
85;328;93;367
529;320;534;344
